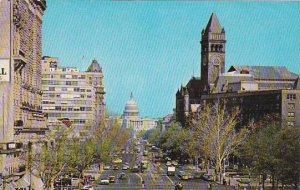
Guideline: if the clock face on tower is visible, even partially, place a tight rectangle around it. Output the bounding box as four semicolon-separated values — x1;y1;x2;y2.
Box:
211;55;221;66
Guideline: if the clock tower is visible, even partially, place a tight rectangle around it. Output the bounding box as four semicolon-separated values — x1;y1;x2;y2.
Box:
200;13;226;92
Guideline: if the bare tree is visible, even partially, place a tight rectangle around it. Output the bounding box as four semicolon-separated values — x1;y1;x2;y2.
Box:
191;100;250;182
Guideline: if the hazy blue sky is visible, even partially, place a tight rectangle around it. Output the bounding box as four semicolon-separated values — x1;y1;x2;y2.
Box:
42;1;300;118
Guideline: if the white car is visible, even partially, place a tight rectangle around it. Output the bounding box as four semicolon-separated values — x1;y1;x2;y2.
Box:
166;161;172;166
103;165;110;170
81;185;94;190
99;179;109;185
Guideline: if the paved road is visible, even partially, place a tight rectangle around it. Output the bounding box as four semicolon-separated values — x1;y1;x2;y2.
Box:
94;139;234;190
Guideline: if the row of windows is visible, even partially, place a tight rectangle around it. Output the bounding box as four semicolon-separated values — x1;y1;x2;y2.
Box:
43;93;93;99
42;74;86;79
47;87;92;92
288;112;295;118
42;100;93;105
42;80;79;85
43;106;93;111
48;113;92;118
287;94;296;100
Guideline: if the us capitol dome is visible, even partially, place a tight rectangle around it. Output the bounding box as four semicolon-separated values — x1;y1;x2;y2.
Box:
123;93;139;117
121;93;158;137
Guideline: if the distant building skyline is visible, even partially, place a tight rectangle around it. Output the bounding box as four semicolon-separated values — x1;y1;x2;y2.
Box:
42;1;300;118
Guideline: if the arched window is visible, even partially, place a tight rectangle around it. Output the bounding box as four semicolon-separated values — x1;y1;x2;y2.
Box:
211;44;215;52
215;45;219;52
219;45;223;52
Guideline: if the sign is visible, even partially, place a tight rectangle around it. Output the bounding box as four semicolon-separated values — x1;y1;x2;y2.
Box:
0;59;10;82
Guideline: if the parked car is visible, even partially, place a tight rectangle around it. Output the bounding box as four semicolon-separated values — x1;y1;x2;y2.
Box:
99;178;109;185
178;171;189;180
201;174;214;181
113;165;119;170
166;161;172;166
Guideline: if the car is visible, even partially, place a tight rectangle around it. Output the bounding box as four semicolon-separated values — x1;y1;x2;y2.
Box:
172;160;178;166
103;165;110;170
118;172;127;180
113;165;119;170
178;171;189;180
108;176;115;183
193;171;205;179
81;185;94;190
201;174;214;181
131;165;139;173
122;165;129;170
166;161;172;166
99;178;109;185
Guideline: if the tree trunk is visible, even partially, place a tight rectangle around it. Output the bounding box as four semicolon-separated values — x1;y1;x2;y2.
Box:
271;174;275;190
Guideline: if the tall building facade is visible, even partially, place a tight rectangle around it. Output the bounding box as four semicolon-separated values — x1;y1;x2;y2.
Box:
41;57;105;137
0;0;47;189
176;13;300;128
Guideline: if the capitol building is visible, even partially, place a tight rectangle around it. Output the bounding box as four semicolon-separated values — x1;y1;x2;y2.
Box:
121;93;157;137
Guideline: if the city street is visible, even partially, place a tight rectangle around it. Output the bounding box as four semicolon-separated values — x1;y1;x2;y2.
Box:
93;139;234;190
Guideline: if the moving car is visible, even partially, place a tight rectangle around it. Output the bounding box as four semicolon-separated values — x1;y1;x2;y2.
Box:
122;165;129;170
131;165;139;173
99;178;109;185
103;165;110;170
118;172;127;180
166;161;172;166
81;185;94;190
108;175;115;183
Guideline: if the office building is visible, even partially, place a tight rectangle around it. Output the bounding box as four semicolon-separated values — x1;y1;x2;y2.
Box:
0;0;47;189
176;13;300;128
41;57;105;137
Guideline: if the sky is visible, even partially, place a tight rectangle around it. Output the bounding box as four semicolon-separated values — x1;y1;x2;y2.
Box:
42;1;300;118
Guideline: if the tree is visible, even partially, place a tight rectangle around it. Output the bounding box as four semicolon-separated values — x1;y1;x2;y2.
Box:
240;115;300;189
191;100;250;182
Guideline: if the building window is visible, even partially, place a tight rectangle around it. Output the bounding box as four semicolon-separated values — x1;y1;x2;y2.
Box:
87;95;92;98
55;106;61;110
66;81;72;85
87;89;91;92
72;75;78;79
288;103;295;110
49;87;55;91
80;94;85;98
62;87;67;91
288;112;295;118
74;87;80;92
60;74;66;79
68;107;73;111
287;94;296;100
287;121;295;127
80;107;85;111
